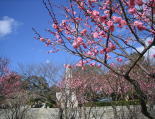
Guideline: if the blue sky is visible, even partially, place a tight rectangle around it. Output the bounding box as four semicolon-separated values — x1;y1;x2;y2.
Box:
0;0;78;70
1;0;154;71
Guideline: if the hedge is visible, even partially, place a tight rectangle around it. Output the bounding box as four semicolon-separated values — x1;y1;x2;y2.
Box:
84;100;140;107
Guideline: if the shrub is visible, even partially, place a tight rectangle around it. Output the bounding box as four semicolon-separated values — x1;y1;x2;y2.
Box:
84;100;140;107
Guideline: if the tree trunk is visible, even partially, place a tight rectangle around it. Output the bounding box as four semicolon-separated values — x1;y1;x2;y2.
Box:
124;75;154;119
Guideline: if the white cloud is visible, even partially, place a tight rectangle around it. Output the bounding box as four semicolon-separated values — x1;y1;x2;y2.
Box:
45;59;51;64
0;16;18;37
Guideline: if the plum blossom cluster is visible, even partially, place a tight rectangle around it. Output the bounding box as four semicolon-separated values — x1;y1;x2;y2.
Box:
37;0;155;118
37;0;155;70
60;65;155;103
0;72;21;97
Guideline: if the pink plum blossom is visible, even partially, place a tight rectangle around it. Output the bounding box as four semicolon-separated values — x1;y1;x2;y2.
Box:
52;24;58;29
93;32;99;38
80;29;87;34
128;8;136;14
40;37;46;42
113;16;122;23
134;21;146;30
116;58;123;62
92;10;99;16
129;0;135;7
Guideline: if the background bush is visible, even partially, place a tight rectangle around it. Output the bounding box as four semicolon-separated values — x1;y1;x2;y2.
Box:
84;100;140;107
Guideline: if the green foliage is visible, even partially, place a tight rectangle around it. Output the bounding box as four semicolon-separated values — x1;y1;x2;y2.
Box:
45;101;56;108
84;100;140;107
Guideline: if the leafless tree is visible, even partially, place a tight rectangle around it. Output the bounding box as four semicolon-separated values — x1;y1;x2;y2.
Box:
1;91;32;119
18;62;61;108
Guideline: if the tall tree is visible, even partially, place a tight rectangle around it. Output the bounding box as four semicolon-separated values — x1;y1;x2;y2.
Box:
34;0;155;118
18;63;60;107
0;57;22;101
